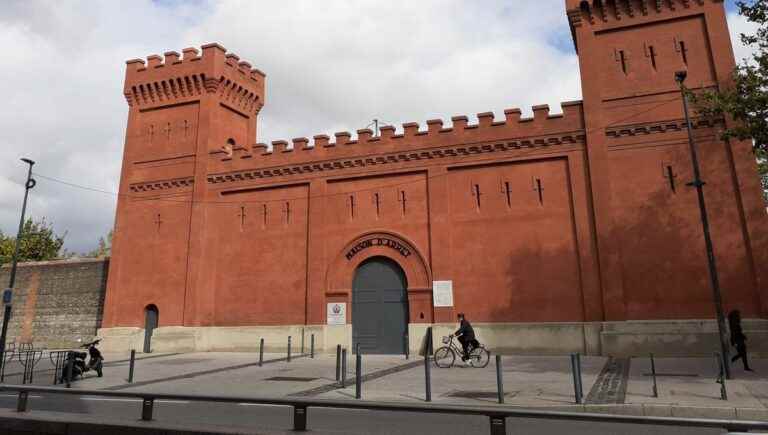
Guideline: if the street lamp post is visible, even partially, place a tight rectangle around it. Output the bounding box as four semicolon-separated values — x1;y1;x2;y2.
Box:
0;158;36;367
674;70;731;379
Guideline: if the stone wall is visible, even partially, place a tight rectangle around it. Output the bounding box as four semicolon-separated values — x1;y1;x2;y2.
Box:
0;258;108;349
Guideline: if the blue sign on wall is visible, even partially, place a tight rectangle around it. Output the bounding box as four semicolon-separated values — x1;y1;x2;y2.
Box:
2;289;11;305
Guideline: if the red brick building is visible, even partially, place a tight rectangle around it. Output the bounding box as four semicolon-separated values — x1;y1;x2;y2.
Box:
101;0;768;355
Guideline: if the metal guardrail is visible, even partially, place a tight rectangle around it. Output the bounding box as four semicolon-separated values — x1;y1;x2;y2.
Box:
1;384;768;434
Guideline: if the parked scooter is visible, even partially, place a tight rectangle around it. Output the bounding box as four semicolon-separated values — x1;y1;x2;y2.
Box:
59;339;104;383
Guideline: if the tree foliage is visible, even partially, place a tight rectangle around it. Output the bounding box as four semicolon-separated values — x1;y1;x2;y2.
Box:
85;230;113;258
0;218;66;266
691;0;768;200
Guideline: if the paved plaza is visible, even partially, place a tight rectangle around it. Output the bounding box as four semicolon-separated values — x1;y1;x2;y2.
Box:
1;349;759;420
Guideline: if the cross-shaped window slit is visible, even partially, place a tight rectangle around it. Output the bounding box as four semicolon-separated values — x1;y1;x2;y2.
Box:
398;190;407;216
238;205;246;231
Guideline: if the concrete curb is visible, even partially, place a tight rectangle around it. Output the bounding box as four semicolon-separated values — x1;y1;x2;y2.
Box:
489;403;768;422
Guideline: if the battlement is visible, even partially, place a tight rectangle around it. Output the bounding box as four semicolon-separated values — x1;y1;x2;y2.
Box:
123;43;265;115
208;101;585;174
568;0;718;33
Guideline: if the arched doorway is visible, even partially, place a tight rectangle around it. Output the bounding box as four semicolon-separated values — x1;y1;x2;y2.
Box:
352;256;409;354
143;305;159;353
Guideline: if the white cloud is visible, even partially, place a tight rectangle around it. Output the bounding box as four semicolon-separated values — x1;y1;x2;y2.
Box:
0;0;751;253
727;10;761;65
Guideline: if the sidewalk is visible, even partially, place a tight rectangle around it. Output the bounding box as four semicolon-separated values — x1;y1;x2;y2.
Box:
31;351;768;420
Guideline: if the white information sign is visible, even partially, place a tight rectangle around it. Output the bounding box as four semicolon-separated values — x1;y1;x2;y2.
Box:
432;281;454;307
327;302;347;325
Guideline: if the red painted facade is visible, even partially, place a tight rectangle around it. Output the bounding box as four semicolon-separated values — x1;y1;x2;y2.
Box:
103;0;768;331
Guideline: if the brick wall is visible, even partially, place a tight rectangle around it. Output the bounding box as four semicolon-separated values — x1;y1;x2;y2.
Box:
0;258;108;349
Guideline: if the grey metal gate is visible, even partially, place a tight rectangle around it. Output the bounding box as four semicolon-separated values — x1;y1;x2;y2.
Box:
143;305;158;353
352;257;408;354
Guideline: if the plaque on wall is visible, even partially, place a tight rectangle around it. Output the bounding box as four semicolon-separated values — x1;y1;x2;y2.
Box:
327;302;347;325
432;281;454;307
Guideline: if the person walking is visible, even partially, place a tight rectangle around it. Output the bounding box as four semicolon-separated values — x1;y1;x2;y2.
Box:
728;310;753;371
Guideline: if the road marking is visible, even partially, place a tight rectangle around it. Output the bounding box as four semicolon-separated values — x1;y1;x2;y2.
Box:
0;394;42;398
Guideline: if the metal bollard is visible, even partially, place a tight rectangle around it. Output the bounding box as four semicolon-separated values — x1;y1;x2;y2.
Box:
17;391;28;412
405;334;409;360
650;353;658;398
128;350;136;383
310;334;315;359
335;345;341;381
496;354;505;404
142;398;154;421
716;352;728;400
259;338;264;367
65;353;74;389
301;328;305;355
424;327;432;402
355;343;362;399
288;336;292;362
293;405;307;431
341;348;347;388
575;352;584;400
570;353;582;404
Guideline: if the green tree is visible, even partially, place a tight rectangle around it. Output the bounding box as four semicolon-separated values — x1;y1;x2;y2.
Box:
85;229;113;258
0;218;66;266
691;0;768;201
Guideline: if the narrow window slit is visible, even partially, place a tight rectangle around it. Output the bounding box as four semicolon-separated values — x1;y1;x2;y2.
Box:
504;182;512;208
472;184;482;210
349;195;355;219
649;45;657;70
619;50;628;74
398;191;407;216
666;166;677;193
680;41;688;64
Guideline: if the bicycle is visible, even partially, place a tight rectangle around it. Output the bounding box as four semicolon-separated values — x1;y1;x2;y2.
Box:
433;335;490;368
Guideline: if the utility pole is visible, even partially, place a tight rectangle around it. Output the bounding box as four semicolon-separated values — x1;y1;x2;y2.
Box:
675;71;731;379
0;158;36;367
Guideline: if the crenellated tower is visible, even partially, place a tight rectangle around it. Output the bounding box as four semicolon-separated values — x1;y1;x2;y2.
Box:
104;44;266;330
567;0;768;320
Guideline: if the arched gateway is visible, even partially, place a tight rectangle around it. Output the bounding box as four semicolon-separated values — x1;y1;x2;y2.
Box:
352;257;409;354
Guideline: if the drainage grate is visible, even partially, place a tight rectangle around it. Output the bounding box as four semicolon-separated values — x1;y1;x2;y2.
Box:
265;376;318;382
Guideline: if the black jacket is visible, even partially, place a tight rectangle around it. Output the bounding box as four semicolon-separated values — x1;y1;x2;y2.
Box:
455;319;475;340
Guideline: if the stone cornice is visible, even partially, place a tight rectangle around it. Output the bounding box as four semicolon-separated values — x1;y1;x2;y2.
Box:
206;132;586;185
605;117;722;138
129;176;195;193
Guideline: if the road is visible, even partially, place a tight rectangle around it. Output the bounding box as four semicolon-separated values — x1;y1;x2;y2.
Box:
0;393;729;434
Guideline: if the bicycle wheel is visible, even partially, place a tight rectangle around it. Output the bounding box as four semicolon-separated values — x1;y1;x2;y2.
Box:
469;346;490;368
433;346;455;368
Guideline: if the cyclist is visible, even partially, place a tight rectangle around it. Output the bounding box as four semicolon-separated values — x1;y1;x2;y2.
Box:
453;313;476;361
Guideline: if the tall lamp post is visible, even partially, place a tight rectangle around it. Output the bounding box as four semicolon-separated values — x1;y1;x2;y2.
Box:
675;71;731;379
0;158;36;366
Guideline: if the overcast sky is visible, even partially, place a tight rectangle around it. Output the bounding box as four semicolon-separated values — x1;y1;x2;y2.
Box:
0;0;755;254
